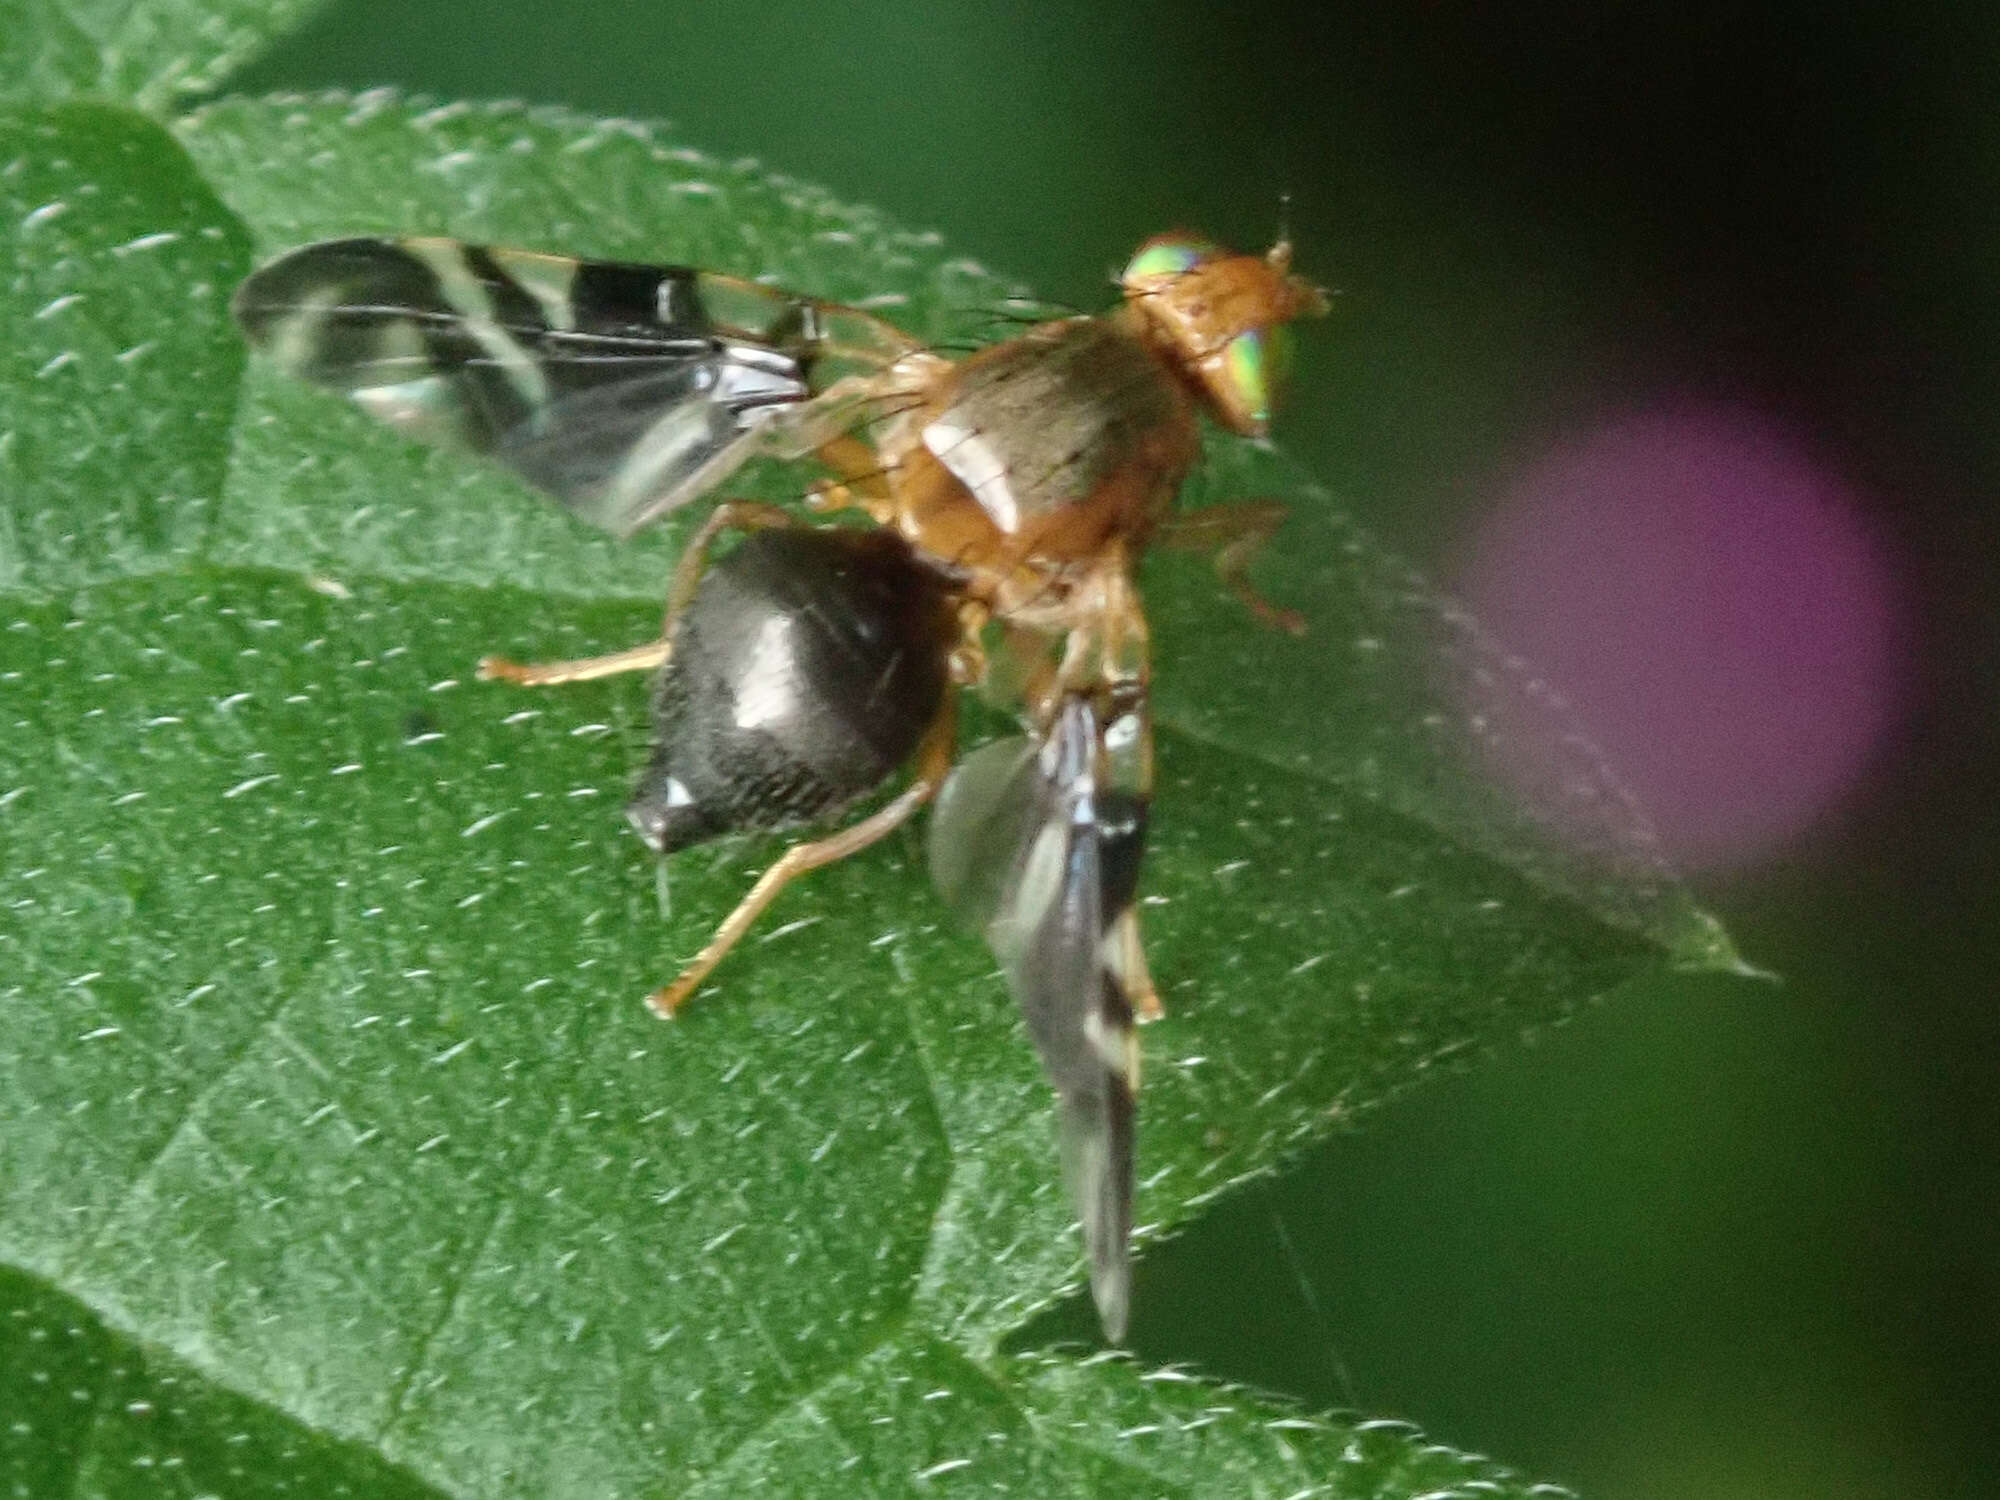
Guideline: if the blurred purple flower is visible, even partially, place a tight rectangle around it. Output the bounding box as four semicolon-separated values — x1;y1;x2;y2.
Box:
1455;403;1905;870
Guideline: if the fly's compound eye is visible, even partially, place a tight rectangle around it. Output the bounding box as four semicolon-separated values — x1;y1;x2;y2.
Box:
1120;234;1220;289
1217;322;1294;431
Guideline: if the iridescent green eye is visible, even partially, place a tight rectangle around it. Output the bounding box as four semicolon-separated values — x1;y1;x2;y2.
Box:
1220;324;1292;426
1122;235;1218;283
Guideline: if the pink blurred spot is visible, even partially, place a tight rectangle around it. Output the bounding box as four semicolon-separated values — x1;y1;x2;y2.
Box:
1456;404;1904;870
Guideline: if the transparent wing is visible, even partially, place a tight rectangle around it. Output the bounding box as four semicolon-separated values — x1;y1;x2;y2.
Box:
232;237;919;536
929;699;1142;1342
1151;443;1741;966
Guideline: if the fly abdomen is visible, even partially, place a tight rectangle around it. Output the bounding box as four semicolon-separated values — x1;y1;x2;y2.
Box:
627;527;958;853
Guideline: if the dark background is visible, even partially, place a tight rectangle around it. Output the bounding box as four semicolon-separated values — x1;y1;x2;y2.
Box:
228;4;1999;1495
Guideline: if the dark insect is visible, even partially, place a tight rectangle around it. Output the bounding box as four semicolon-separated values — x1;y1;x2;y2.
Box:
233;229;1326;1341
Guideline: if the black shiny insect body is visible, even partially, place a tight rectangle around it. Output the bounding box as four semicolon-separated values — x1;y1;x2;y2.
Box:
627;527;958;854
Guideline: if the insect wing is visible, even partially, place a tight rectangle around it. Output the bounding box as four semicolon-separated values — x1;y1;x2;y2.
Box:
232;237;912;535
929;701;1141;1342
1151;439;1733;961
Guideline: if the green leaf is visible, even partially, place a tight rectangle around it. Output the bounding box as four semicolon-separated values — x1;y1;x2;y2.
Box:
0;103;250;595
1;1264;439;1499
0;0;329;112
0;1261;1531;1499
2;91;1740;1496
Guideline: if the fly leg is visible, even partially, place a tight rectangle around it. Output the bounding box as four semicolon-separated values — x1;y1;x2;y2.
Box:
1155;500;1306;636
476;638;672;687
759;358;939;522
646;696;958;1018
476;501;796;685
763;359;946;464
1108;907;1165;1023
658;501;797;626
1092;561;1162;1025
802;433;900;527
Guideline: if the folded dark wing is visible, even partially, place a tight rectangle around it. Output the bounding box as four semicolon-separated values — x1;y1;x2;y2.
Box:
232;237;907;535
929;699;1142;1342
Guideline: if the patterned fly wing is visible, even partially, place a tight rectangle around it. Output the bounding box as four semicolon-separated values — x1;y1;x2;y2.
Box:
929;698;1147;1341
232;237;920;535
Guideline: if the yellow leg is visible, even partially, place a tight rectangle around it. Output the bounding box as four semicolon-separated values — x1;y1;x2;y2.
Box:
475;500;796;686
806;434;900;527
1110;908;1164;1024
814;434;894;493
646;699;958;1019
477;639;670;686
661;500;796;627
1156;500;1306;636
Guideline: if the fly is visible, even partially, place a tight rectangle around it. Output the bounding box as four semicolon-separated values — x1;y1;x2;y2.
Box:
233;229;1328;1342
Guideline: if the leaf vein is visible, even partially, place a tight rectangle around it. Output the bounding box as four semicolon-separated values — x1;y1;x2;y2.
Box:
682;1316;908;1490
371;1124;542;1445
76;1000;294;1265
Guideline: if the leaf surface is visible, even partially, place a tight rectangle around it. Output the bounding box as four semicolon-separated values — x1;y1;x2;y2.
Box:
0;90;1737;1497
0;0;328;111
